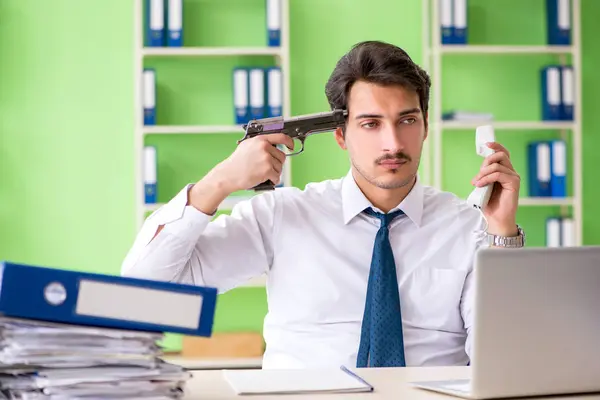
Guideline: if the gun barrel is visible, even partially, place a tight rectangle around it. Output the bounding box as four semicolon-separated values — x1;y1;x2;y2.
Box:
243;109;347;137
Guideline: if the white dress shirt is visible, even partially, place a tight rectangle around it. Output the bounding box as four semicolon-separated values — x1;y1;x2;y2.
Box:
121;170;487;369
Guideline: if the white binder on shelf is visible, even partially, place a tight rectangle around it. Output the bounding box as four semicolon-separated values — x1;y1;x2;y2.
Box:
233;68;249;124
249;68;265;119
144;146;157;204
167;0;183;46
146;0;165;46
561;218;575;247
143;68;156;125
560;66;574;120
546;217;561;247
453;0;467;44
267;67;283;118
266;0;281;47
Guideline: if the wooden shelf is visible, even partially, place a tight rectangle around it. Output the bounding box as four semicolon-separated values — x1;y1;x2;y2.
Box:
142;46;282;57
440;121;575;130
143;125;245;135
437;45;574;55
519;197;573;206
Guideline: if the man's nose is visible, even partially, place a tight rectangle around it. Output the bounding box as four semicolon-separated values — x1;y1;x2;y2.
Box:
381;125;404;152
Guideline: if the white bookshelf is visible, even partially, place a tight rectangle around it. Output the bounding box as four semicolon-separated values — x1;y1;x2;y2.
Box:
133;0;291;287
424;0;583;246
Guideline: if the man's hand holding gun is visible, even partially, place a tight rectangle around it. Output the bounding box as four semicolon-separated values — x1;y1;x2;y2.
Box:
187;109;348;215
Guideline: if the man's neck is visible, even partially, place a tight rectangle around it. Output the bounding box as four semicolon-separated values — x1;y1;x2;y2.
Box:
352;170;416;214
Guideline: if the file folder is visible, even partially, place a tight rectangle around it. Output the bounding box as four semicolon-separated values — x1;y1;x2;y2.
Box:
546;0;571;45
550;139;566;197
143;68;156;125
541;66;561;121
144;146;157;204
440;0;453;44
560;66;574;120
146;0;165;47
266;0;281;47
527;141;551;197
546;217;561;247
453;0;467;44
233;68;249;124
166;0;183;47
561;218;575;246
249;68;265;119
266;67;283;118
0;261;217;337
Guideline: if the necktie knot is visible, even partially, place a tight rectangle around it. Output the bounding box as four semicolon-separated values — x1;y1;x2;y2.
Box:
363;207;405;228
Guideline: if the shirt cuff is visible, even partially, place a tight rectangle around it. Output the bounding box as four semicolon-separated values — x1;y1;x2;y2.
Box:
149;184;212;233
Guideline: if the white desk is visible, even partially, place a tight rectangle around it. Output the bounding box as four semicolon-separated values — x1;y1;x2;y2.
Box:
182;367;600;400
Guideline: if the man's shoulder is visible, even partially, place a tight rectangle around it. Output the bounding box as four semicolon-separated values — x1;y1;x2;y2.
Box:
421;184;483;224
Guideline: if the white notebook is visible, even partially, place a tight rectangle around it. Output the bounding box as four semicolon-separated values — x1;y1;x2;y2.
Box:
223;366;374;395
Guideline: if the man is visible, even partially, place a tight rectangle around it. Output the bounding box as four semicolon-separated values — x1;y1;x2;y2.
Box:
121;40;523;369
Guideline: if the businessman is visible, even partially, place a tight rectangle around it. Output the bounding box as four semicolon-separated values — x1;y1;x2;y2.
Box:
122;40;523;369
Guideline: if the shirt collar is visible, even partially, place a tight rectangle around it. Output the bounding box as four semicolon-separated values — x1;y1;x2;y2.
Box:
341;169;424;227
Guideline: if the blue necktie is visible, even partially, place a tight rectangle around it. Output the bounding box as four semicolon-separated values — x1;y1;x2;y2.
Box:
356;207;406;368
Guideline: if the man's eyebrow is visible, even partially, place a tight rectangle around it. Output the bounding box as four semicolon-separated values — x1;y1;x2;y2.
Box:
354;108;421;120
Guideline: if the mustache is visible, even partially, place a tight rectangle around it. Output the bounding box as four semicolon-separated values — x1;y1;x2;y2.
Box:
375;152;411;164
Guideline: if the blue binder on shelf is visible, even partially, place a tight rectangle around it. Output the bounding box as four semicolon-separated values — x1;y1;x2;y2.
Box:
440;0;453;44
146;0;165;47
266;67;283;118
452;0;467;44
166;0;183;47
546;0;571;45
249;68;265;119
266;0;281;47
550;139;567;197
144;145;157;204
541;66;562;121
143;68;156;125
560;65;574;120
527;141;552;197
0;261;217;337
233;68;249;125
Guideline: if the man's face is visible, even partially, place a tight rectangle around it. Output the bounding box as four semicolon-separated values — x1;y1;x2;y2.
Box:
335;81;427;190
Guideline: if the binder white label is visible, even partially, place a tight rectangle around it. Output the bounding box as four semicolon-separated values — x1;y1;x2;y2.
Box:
150;0;164;30
561;67;574;106
552;140;566;176
143;70;156;108
234;69;248;109
547;68;560;106
144;146;157;183
75;280;203;330
453;0;467;29
168;0;182;30
561;218;575;246
440;0;452;28
267;0;281;30
537;142;551;182
558;0;571;29
546;219;561;247
268;68;282;108
250;69;265;108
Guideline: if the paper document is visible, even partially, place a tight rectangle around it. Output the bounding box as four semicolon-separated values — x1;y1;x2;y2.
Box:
223;365;374;395
0;316;191;399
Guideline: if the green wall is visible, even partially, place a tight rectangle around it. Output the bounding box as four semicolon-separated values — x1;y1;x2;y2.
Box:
1;0;598;351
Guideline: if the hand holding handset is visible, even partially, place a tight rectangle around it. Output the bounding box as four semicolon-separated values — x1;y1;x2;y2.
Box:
466;125;496;209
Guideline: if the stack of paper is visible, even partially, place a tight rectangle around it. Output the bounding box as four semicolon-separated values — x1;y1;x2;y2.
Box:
0;317;191;399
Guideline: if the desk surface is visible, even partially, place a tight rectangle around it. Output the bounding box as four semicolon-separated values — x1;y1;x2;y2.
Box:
182;366;600;400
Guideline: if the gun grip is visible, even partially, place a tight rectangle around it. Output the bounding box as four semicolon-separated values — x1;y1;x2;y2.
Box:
252;180;276;191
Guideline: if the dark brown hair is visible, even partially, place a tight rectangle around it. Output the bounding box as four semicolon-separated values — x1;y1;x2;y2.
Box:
325;40;431;125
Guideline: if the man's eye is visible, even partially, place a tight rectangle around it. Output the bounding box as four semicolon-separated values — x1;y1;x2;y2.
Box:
361;121;378;129
402;118;416;124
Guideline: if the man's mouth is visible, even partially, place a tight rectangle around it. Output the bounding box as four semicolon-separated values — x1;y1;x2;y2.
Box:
378;159;407;168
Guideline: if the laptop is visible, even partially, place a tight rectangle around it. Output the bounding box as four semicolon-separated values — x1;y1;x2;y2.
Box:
411;246;600;399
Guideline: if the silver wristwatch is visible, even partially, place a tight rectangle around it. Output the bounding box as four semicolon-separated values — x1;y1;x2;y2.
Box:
487;225;525;248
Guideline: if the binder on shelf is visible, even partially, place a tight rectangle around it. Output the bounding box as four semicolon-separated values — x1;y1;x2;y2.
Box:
146;0;165;47
560;65;574;120
143;68;156;125
550;139;566;197
266;0;281;47
266;67;283;118
166;0;183;47
0;261;217;337
527;141;551;197
453;0;467;44
233;68;250;125
249;68;265;119
144;145;157;204
560;218;575;246
440;0;453;44
546;217;561;247
546;0;571;45
541;66;561;121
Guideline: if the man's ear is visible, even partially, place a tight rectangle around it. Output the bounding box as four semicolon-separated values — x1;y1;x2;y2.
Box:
334;127;347;150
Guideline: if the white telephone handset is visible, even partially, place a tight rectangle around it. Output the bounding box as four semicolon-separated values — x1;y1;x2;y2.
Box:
467;125;496;209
